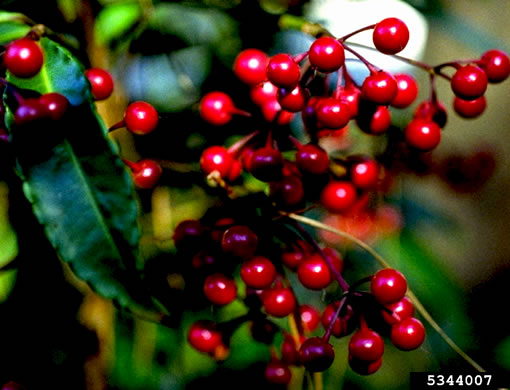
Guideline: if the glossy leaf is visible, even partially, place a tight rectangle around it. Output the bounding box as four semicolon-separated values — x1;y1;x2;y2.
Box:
4;36;155;310
95;3;141;46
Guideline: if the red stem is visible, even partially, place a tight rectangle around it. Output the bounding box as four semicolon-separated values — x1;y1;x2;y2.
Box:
323;295;347;341
338;24;376;42
342;44;378;74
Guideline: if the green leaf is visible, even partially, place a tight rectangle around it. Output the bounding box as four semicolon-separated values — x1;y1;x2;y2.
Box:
4;37;155;310
0;22;30;45
95;2;141;46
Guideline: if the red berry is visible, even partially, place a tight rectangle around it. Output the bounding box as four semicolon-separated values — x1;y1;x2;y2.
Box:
296;144;330;175
269;175;304;207
266;53;301;89
370;268;407;304
39;92;69;120
203;273;237;305
260;99;294;125
297;252;342;290
351;159;379;190
281;334;299;364
362;71;398;105
414;100;447;128
200;145;234;178
339;87;361;117
321;302;355;338
131;159;162;189
390;317;425;350
308;36;345;73
200;91;235;126
188;321;222;353
263;285;296;317
382;296;414;325
298;337;335;372
124;101;159;135
317;98;352;129
173;219;202;249
357;104;392;135
281;240;312;270
14;98;47;126
451;65;488;100
453;96;486;118
264;361;292;385
240;256;276;289
391;73;418;108
5;38;44;78
233;49;268;85
299;304;321;332
249;147;283;182
405;118;441;151
373;18;409;55
221;225;258;259
85;68;114;100
479;49;510;83
320;181;357;214
348;328;384;362
277;85;309;112
349;355;382;375
250;81;278;106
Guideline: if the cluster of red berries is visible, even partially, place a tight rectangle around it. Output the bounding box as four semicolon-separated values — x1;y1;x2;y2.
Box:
177;210;425;380
1;35;165;189
184;16;510;383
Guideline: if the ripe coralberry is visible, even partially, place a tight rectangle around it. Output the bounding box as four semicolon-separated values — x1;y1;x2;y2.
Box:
129;159;163;189
451;65;488;100
296;144;330;175
270;175;304;207
320;181;357;214
308;36;345;73
414;100;448;128
85;68;114;100
250;81;278;106
382;296;414;324
317;98;352;129
371;268;407;304
221;225;258;259
233;49;269;85
299;305;321;332
390;317;425;350
351;159;379;190
266;53;301;89
14;98;47;126
405;118;441;151
249;147;283;182
124;101;159;135
264;361;292;385
373;18;410;55
391;74;418;108
479;49;510;83
322;302;355;337
5;38;44;78
348;328;384;362
260;99;294;124
200;91;235;126
39;92;69;120
362;71;398;105
297;251;343;290
453;96;487;118
240;256;276;289
357;104;391;135
262;285;296;317
203;273;237;305
349;355;383;375
173;219;202;250
200;146;234;178
188;321;222;353
277;85;309;112
299;337;335;372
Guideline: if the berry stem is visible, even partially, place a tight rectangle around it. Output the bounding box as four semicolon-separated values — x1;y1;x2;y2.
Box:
313;372;323;390
323;295;347;341
288;218;350;292
123;158;141;173
108;119;125;132
338;24;376;42
342;44;378;74
285;212;486;373
227;130;259;157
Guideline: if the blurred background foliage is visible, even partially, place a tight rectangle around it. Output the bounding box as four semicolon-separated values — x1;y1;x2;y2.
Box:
0;0;508;389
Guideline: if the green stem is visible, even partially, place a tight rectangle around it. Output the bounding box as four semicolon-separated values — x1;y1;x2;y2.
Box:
285;212;486;373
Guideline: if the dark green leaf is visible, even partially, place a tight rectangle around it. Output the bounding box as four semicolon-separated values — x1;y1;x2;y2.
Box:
4;36;155;310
